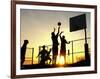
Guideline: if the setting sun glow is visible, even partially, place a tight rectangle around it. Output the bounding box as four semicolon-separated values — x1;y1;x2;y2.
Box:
56;55;65;66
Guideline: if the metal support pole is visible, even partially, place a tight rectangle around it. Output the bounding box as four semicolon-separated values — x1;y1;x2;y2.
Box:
72;41;74;64
84;28;90;63
38;46;41;64
32;48;34;65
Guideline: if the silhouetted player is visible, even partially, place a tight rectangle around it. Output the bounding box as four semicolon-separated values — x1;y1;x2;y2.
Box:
51;27;60;65
37;45;48;65
21;40;29;66
45;48;52;64
60;33;70;64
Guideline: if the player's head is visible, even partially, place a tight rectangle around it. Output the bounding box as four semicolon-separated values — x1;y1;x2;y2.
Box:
42;45;46;49
24;40;29;44
51;32;55;36
62;35;65;39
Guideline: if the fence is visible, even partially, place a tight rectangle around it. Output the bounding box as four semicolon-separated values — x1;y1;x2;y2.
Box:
24;37;91;65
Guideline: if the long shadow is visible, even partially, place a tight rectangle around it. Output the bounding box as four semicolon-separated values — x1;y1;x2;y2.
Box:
21;58;90;70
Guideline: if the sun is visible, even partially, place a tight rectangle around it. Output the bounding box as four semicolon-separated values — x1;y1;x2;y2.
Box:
59;56;65;65
56;55;65;66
